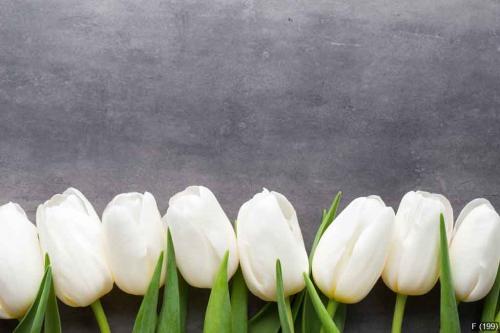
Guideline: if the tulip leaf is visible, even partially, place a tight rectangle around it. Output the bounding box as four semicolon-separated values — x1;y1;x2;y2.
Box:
43;256;61;333
481;266;500;322
276;260;295;333
439;213;460;333
203;251;231;333
158;232;185;333
333;303;347;332
14;259;52;333
309;191;343;262
248;303;281;333
132;252;164;333
303;273;339;333
231;268;248;333
303;192;343;333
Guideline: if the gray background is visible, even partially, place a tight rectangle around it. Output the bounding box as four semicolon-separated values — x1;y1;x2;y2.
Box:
1;0;499;331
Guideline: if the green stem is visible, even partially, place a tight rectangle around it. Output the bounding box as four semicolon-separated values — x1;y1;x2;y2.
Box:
320;299;339;333
495;309;500;323
391;294;407;333
91;299;111;333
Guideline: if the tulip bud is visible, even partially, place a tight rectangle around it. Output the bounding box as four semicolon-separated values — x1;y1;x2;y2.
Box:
102;192;166;295
165;186;238;288
0;203;44;319
37;188;113;307
382;191;453;295
236;189;309;301
312;196;395;303
450;199;500;302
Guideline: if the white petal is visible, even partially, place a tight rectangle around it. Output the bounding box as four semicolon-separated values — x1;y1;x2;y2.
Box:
382;191;453;295
237;190;308;301
0;203;44;318
103;192;165;295
37;189;113;307
450;199;500;302
312;197;394;303
165;186;238;288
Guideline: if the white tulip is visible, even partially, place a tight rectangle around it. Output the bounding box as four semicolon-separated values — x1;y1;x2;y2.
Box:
165;186;238;288
37;188;113;307
450;199;500;302
312;196;395;303
236;189;309;301
102;192;166;295
0;203;44;319
382;191;453;295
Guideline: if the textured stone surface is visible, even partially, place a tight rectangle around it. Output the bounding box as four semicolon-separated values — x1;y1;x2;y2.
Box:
1;0;500;331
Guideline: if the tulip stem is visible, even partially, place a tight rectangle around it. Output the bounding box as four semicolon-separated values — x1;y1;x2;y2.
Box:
91;299;111;333
391;294;407;333
495;309;500;323
326;299;339;318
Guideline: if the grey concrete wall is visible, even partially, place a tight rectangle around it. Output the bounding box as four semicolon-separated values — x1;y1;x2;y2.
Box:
1;0;499;331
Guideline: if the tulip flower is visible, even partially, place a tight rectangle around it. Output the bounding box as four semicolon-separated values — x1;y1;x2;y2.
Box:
450;199;500;302
236;189;309;301
165;186;238;288
37;188;113;333
0;202;44;319
312;196;395;303
382;190;453;333
102;192;166;295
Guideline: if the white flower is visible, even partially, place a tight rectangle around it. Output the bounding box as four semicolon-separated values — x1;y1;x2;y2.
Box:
236;189;309;301
102;192;166;295
382;191;453;295
37;188;113;307
312;196;395;303
0;203;44;318
165;186;238;288
450;199;500;302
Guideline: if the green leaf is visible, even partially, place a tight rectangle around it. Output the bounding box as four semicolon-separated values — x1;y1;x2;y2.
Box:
14;260;52;333
43;256;61;333
481;266;500;322
333;303;347;332
439;213;460;333
157;232;185;333
303;273;339;333
309;192;342;262
203;251;231;333
248;303;280;333
133;252;164;333
276;260;294;333
178;275;189;333
231;268;248;333
303;192;343;333
291;291;305;321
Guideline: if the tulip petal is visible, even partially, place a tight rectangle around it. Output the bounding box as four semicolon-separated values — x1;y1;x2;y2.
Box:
166;186;238;289
132;252;164;333
276;260;294;333
103;192;166;295
157;232;187;333
203;251;231;333
231;268;248;333
439;214;460;333
450;199;500;302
